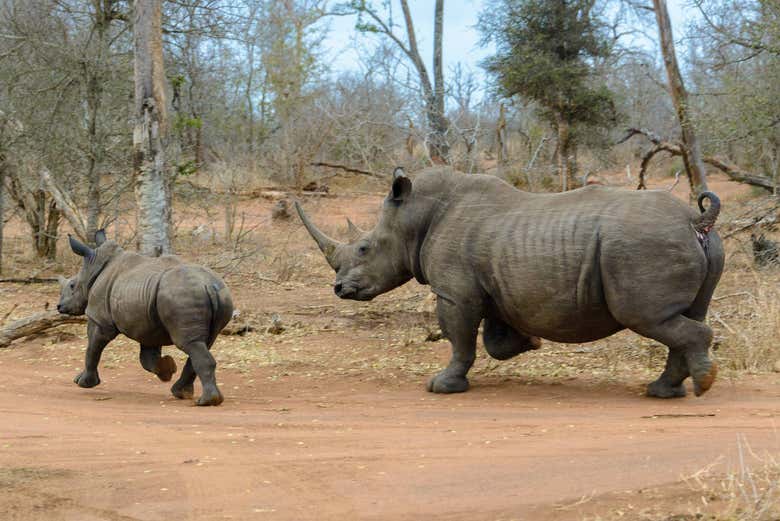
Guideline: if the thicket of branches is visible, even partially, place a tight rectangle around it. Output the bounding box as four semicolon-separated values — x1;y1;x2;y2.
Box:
0;0;778;262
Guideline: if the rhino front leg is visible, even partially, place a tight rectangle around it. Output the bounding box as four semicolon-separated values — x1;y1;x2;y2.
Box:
139;346;177;382
74;320;116;388
427;298;481;394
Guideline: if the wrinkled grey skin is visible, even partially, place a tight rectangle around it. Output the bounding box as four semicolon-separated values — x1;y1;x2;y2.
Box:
297;167;724;398
58;230;233;406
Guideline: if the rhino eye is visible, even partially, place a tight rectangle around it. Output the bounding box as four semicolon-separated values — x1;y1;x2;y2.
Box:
357;244;369;256
69;282;75;289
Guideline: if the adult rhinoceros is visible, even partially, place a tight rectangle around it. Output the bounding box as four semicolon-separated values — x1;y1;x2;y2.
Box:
57;231;233;405
296;167;724;399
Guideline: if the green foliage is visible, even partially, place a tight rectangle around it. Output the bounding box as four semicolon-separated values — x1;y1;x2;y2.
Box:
173;114;203;133
354;21;381;33
170;74;186;90
176;160;199;178
479;0;619;131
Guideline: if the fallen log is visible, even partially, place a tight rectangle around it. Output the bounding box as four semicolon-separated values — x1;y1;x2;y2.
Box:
176;178;333;199
0;277;59;284
309;161;383;179
0;310;256;348
0;311;86;347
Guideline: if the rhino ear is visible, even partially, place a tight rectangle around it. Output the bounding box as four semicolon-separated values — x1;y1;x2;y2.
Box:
94;229;107;246
391;169;412;203
69;234;94;259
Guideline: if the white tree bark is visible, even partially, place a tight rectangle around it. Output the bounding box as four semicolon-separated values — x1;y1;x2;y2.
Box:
133;0;171;256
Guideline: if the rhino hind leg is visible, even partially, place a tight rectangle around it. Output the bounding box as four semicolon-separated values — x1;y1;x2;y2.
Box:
633;315;717;397
139;346;177;382
180;341;223;406
427;298;481;394
171;358;195;400
647;349;688;398
483;317;541;360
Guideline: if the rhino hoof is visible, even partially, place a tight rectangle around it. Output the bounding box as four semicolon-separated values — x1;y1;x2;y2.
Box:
171;383;194;400
427;373;469;394
155;355;177;382
196;390;224;406
693;362;718;397
646;380;687;399
74;371;100;388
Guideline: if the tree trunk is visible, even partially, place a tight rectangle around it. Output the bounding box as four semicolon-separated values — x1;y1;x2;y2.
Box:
0;164;4;274
84;0;116;244
396;0;449;165
5;165;59;260
42;201;60;260
497;103;508;167
556;114;574;191
40;168;87;240
429;0;449;163
133;0;171;256
652;0;709;195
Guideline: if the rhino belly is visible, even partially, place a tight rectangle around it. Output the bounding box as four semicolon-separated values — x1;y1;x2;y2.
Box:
111;299;173;346
522;312;623;344
496;291;623;344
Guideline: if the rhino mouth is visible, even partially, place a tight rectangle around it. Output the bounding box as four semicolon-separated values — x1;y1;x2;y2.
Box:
335;282;376;301
57;303;85;316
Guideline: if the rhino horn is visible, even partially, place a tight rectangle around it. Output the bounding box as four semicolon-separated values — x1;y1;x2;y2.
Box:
69;234;94;260
294;201;342;269
345;218;365;240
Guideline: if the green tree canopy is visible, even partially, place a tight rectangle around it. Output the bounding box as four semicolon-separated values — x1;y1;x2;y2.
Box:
480;0;619;188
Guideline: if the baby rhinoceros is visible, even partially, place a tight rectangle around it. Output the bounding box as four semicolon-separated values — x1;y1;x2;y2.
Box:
58;231;233;405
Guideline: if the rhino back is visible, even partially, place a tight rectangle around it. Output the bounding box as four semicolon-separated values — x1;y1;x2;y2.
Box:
419;176;708;343
98;253;182;344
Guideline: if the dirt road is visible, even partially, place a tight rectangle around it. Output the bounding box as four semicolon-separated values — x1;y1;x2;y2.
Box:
1;345;778;520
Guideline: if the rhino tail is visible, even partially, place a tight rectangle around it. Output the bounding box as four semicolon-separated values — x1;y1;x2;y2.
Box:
205;283;221;347
693;191;720;234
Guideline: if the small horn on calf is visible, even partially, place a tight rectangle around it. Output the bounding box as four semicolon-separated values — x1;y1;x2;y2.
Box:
294;201;343;269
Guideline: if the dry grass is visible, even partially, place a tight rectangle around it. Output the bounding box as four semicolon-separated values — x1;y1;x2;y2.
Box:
677;437;780;521
584;438;780;521
705;440;780;521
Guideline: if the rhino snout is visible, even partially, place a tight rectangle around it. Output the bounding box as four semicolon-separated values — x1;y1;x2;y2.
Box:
334;282;355;298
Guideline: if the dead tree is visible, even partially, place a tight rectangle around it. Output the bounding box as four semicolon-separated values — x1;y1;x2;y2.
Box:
133;0;171;256
352;0;450;163
497;103;508;167
6;168;60;260
0;311;86;348
0;156;5;274
618;128;776;192
652;0;709;195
